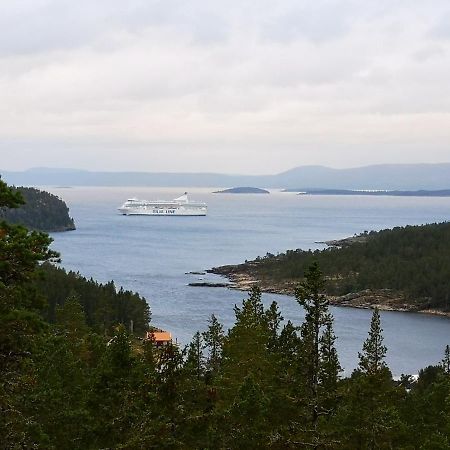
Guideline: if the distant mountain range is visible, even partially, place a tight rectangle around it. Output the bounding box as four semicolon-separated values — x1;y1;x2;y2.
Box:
2;163;450;190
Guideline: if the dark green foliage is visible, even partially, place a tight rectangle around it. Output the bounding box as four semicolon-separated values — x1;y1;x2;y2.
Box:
319;320;341;393
202;313;225;375
442;345;450;374
358;308;387;375
0;222;59;288
292;263;342;449
0;186;75;232
219;287;277;402
0;177;24;208
0;177;60;448
224;375;270;449
55;294;89;338
36;262;150;336
337;369;405;449
232;222;450;310
336;309;403;449
185;331;205;379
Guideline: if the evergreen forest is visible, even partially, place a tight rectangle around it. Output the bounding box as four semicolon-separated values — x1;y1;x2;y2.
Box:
0;185;76;231
215;222;450;311
1;176;450;449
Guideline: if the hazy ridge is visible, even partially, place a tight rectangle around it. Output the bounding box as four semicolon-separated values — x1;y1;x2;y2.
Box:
2;163;450;190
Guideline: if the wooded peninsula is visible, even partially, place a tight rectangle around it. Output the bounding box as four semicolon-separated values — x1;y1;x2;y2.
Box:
210;222;450;315
0;186;75;232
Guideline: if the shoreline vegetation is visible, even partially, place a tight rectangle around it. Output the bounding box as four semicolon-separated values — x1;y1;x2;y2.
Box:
0;186;75;232
208;222;450;318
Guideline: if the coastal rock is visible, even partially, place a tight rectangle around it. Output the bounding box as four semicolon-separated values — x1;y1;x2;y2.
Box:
188;282;232;288
329;289;417;312
208;265;449;317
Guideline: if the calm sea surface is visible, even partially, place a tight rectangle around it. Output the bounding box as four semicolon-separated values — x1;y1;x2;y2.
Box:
46;186;450;376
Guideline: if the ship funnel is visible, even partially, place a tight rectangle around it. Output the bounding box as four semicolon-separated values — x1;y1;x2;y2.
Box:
174;193;189;202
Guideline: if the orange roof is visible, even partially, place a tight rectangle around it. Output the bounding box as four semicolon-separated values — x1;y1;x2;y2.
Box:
148;331;172;342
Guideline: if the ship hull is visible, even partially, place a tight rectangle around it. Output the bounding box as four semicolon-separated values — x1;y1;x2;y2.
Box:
119;208;207;216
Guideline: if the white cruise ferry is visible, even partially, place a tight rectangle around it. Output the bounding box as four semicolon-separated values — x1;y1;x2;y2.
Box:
118;193;207;216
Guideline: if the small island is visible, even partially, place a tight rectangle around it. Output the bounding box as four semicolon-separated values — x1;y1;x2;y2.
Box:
213;186;270;194
0;186;76;232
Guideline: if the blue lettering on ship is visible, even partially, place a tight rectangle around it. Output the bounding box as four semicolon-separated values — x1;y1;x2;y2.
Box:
152;209;176;214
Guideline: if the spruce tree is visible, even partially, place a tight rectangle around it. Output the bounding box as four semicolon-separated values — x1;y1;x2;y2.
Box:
441;344;450;374
292;262;341;449
358;308;387;375
185;331;205;379
225;375;270;449
319;319;341;393
55;294;89;339
339;307;403;449
220;287;271;392
217;286;280;442
202;314;224;375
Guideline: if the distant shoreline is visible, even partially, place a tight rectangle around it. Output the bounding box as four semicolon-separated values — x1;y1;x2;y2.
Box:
3;163;450;190
284;188;450;197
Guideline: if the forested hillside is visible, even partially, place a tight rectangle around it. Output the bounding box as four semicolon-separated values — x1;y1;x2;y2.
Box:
0;185;75;231
37;263;150;335
212;222;450;312
2;177;450;449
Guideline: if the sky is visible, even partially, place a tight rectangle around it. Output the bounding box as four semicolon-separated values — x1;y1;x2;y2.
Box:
1;0;450;174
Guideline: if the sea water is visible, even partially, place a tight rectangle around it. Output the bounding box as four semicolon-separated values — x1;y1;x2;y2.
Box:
47;186;450;375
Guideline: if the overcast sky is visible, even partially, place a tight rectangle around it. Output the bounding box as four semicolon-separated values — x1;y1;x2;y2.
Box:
1;0;450;174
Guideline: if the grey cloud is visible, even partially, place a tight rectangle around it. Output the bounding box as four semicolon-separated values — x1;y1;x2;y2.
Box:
413;46;446;62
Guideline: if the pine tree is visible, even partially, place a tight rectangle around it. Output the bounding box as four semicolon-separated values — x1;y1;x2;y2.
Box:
220;287;271;392
0;177;24;209
264;300;283;350
55;294;89;339
217;286;280;442
441;344;450;374
319;319;341;393
292;263;341;449
225;375;270;449
185;331;205;379
338;308;403;449
202;314;224;375
0;177;59;448
358;308;387;375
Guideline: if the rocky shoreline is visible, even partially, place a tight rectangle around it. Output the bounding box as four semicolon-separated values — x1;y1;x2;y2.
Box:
315;234;369;247
207;265;450;317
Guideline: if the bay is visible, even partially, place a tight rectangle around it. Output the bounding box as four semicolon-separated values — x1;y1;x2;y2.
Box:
46;186;450;376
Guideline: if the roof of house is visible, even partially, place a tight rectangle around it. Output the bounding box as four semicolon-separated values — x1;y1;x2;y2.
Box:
148;331;172;342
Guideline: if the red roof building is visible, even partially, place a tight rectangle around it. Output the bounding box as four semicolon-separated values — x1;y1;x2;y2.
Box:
146;330;172;347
